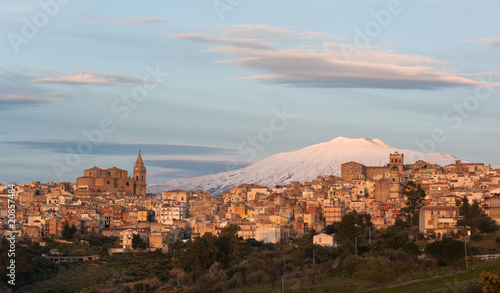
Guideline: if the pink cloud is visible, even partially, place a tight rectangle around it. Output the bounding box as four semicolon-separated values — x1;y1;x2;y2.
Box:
172;25;499;90
32;71;147;85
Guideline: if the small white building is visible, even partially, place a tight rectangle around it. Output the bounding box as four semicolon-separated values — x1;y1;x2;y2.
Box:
313;233;336;247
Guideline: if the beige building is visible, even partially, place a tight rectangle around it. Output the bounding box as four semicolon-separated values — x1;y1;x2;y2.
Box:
484;196;500;224
341;162;366;181
75;152;146;198
324;205;345;225
419;206;461;236
162;190;191;203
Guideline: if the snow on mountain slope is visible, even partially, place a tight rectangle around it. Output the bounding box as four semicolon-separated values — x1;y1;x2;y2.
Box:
147;137;459;195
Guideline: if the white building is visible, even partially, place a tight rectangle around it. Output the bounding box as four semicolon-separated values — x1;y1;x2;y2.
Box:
154;203;189;224
313;233;336;247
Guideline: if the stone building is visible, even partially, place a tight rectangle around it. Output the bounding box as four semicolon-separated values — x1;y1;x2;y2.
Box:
75;152;146;198
342;152;404;181
341;162;366;181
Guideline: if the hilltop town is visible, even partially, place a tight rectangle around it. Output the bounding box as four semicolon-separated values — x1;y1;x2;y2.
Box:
2;151;500;252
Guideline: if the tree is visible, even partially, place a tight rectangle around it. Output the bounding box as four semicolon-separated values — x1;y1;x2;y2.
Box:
424;237;466;265
218;224;241;259
325;224;338;235
182;233;218;271
459;197;481;227
132;234;146;250
459;197;470;221
400;181;426;226
469;201;481;228
475;216;499;233
337;211;373;243
62;223;77;240
169;267;185;286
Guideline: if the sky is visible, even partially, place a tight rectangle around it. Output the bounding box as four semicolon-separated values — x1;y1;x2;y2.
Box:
1;0;499;185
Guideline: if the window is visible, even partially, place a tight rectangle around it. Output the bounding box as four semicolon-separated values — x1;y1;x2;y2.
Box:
126;182;129;186
107;180;110;184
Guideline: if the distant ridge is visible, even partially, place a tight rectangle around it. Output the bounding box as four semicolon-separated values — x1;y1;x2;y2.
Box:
147;137;459;194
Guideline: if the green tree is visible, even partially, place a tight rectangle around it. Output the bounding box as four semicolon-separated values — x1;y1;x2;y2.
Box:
62;223;77;240
337;211;372;243
475;216;499;233
459;196;470;221
424;237;466;265
469;201;481;227
182;233;218;271
400;181;426;226
217;224;241;259
132;234;146;250
325;224;338;235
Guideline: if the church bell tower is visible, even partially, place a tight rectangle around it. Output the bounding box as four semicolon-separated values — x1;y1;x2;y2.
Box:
133;151;147;197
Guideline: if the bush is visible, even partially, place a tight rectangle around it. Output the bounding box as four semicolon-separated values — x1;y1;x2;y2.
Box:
470;233;484;242
495;236;500;245
424;237;466;265
246;270;265;286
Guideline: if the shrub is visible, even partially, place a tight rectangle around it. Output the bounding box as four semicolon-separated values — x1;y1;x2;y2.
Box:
403;242;421;255
495;236;500;245
246;270;265;286
470;233;484;242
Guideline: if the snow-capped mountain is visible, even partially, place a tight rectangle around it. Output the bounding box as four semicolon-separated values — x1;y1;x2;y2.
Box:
147;137;459;195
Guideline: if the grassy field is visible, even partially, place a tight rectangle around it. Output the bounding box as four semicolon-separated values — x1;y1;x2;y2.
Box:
223;259;500;293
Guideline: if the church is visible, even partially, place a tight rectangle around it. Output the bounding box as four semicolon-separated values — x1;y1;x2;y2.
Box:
75;152;146;198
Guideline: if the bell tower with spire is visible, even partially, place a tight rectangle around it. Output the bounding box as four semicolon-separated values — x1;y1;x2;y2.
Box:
133;151;147;197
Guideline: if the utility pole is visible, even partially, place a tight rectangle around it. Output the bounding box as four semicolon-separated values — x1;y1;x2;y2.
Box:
464;231;469;271
282;254;285;293
313;249;316;283
355;237;357;256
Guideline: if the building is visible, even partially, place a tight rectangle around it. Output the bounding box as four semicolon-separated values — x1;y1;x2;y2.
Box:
484;196;500;224
389;152;404;173
154;203;189;225
75;152;146;198
324;205;346;225
341;162;366;181
162;190;191;203
419;206;461;236
313;233;336;247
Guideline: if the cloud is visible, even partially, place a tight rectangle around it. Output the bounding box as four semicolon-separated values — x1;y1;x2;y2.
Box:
1;141;237;156
464;37;500;52
170;33;273;50
220;24;300;40
171;25;499;90
91;16;164;27
32;70;147;85
0;70;64;106
145;158;252;179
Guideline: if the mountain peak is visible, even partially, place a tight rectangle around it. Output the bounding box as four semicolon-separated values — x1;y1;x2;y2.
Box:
330;137;388;146
148;137;459;194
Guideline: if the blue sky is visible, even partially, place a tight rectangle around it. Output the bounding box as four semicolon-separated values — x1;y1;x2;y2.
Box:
1;0;499;184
